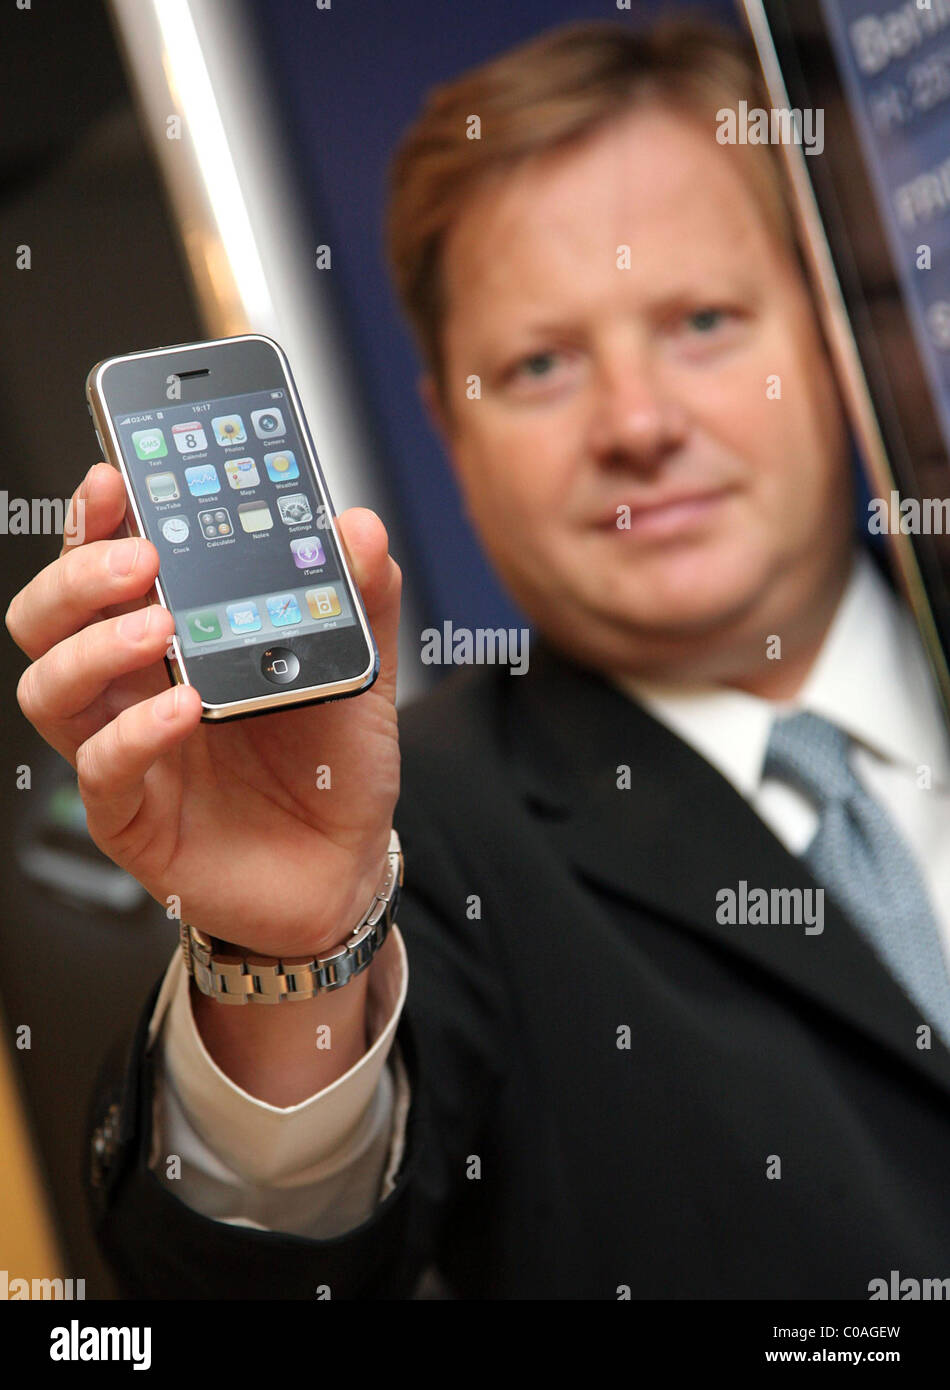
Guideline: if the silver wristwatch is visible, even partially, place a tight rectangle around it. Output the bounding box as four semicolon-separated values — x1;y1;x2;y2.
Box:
179;829;403;1004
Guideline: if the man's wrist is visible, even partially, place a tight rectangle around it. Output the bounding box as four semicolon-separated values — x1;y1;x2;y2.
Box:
180;829;403;1005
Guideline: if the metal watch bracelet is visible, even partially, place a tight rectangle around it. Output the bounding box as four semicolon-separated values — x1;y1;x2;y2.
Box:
180;829;403;1005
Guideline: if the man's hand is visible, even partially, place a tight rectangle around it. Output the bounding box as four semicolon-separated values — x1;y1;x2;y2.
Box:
6;461;402;958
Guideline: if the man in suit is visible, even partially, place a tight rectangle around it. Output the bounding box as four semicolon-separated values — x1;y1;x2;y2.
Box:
8;18;950;1299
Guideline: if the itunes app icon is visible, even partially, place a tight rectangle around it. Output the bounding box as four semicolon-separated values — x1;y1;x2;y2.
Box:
290;536;325;568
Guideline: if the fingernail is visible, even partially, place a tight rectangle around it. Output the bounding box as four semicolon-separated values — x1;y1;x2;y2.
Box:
84;462;105;497
155;686;180;721
117;607;153;641
109;538;140;576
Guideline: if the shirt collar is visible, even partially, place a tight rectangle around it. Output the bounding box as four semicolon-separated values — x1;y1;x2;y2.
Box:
613;549;950;794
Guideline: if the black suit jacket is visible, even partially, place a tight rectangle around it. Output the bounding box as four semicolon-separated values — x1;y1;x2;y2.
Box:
84;641;950;1298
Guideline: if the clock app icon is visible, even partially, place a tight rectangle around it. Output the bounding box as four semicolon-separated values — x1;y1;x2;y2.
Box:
161;515;190;545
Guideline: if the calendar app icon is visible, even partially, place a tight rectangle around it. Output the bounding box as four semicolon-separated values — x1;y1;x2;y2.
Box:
172;421;208;454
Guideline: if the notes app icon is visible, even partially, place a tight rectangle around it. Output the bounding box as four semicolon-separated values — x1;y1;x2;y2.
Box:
238;502;274;533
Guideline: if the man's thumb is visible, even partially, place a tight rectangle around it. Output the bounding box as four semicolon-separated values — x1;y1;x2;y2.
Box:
335;507;401;702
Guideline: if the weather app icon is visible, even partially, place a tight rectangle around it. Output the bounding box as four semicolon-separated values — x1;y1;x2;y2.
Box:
264;450;299;483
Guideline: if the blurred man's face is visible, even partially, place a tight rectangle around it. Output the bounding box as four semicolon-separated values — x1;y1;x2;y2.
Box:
429;105;854;686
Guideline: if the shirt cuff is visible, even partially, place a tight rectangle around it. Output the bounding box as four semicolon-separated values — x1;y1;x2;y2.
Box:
146;925;408;1186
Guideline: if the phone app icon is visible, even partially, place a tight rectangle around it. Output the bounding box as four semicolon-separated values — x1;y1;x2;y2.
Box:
172;421;208;454
291;536;325;568
264;450;299;483
132;428;167;461
185;463;221;497
238;501;274;533
187;610;222;643
251;408;286;440
224;457;260;490
226;600;262;634
265;593;302;627
306;585;341;619
277;493;313;526
212;415;247;447
161;515;190;544
198;507;233;538
146;472;180;503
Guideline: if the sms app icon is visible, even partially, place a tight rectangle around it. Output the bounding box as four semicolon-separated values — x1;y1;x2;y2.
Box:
133;429;167;461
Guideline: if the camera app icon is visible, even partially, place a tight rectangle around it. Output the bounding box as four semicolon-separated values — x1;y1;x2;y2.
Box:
251;408;286;440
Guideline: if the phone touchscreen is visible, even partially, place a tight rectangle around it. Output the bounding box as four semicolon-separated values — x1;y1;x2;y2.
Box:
113;388;356;658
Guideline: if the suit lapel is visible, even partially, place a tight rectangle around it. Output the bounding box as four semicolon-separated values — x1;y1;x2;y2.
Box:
507;641;950;1101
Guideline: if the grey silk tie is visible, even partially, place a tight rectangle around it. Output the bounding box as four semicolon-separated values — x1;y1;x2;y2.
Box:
765;710;950;1044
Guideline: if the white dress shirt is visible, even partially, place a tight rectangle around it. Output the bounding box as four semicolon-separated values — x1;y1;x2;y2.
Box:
147;547;950;1237
617;549;950;969
147;927;411;1237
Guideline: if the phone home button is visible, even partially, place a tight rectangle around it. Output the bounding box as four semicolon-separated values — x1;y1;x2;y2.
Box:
261;647;300;684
